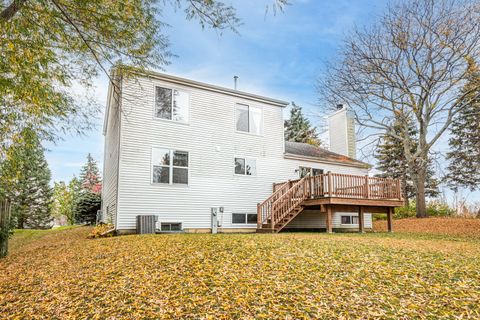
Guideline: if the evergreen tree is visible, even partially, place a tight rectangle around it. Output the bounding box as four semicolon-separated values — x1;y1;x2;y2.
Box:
75;155;102;224
446;61;480;191
284;102;321;146
79;154;102;193
375;117;439;205
75;192;101;225
0;128;53;229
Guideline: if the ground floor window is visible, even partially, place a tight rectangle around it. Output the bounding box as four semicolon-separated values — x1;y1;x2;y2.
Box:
152;148;189;185
235;157;257;176
299;166;324;178
341;215;359;225
160;222;182;231
232;213;257;224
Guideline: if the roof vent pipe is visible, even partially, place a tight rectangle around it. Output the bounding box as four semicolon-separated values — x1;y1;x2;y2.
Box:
234;75;238;90
336;103;344;110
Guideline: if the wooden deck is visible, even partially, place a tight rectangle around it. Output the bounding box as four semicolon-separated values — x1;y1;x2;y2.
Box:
257;172;402;233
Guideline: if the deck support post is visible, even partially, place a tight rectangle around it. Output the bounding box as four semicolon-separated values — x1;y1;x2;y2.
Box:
358;206;364;233
387;207;393;232
326;205;333;233
257;203;261;229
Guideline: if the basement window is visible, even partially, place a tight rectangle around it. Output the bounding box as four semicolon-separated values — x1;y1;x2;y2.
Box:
232;213;257;224
341;215;359;225
160;222;182;231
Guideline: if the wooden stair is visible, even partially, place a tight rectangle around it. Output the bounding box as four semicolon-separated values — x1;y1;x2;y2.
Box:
257;206;305;233
257;177;310;233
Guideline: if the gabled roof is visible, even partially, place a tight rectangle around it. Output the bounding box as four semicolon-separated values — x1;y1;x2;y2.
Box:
284;141;370;168
134;69;289;108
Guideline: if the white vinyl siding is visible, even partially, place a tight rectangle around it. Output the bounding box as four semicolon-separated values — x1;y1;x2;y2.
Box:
109;74;369;230
101;75;122;226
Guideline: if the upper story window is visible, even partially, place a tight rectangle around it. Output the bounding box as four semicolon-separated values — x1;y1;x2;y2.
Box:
152;148;189;185
235;103;262;135
155;86;189;123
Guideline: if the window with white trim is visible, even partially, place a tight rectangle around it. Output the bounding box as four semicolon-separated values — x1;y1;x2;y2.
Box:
155;86;189;122
235;157;256;176
232;213;257;224
341;215;359;225
160;222;182;231
235;103;262;134
152;148;188;185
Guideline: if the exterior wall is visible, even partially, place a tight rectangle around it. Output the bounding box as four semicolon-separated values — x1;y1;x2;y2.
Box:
101;77;122;224
111;74;368;231
287;210;372;230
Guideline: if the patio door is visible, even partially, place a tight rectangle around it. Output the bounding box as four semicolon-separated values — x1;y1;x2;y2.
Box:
299;167;324;198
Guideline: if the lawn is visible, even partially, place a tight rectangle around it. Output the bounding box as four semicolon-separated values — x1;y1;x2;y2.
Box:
1;219;479;319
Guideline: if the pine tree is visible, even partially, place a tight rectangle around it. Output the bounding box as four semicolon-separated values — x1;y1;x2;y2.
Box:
446;61;480;191
75;155;102;224
79;154;102;193
284;102;321;146
375;117;439;205
75;191;101;225
1;129;53;229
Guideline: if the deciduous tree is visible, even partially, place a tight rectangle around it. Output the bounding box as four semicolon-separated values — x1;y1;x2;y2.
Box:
0;0;287;157
318;0;480;217
376;117;439;205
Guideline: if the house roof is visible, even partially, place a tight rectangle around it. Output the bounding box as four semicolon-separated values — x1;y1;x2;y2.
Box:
133;69;289;108
284;141;370;168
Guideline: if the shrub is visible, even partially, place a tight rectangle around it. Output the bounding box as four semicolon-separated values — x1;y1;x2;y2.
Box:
389;200;454;219
75;191;101;225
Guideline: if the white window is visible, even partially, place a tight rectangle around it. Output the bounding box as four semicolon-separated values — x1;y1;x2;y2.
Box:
299;167;324;178
235;157;256;176
235;103;262;135
152;148;188;185
341;215;359;225
160;222;182;231
232;213;257;224
155;86;189;122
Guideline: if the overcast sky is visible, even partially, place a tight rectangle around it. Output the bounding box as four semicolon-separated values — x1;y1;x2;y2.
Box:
44;0;480;203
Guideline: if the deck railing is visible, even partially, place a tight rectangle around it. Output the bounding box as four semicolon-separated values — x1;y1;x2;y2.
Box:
258;172;402;229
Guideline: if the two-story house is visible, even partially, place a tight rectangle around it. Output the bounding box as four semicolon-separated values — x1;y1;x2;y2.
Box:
102;69;403;234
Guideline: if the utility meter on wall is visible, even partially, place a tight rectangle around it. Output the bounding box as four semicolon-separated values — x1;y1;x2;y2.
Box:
211;207;218;234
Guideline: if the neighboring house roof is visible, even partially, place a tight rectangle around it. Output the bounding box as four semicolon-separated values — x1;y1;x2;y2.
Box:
284;141;370;169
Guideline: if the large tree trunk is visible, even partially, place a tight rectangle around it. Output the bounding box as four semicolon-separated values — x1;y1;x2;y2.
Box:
415;166;427;218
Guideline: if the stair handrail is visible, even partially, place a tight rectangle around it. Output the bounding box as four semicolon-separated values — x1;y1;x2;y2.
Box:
270;175;311;228
257;180;291;227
